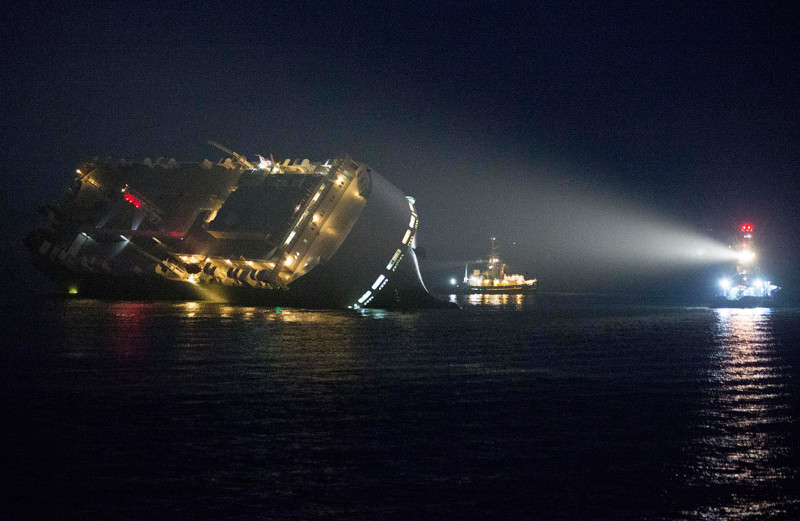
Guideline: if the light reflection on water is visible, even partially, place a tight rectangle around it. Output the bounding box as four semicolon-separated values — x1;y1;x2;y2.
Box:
680;307;797;518
6;298;798;519
448;293;527;309
357;308;389;319
109;302;151;358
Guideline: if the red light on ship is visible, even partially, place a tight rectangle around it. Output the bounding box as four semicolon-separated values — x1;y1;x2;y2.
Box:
741;223;753;233
124;193;141;208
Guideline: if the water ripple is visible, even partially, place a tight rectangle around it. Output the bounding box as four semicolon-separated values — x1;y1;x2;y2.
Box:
672;308;798;519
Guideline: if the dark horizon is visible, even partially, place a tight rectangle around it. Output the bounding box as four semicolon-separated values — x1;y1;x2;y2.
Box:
2;2;798;302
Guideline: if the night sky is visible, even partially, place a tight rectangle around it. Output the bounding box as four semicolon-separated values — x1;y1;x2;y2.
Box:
2;1;798;300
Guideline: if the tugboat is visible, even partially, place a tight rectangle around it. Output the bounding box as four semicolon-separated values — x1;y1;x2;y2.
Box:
714;223;779;306
457;237;536;294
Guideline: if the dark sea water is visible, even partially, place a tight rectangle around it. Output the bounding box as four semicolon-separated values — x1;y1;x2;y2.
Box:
2;294;799;520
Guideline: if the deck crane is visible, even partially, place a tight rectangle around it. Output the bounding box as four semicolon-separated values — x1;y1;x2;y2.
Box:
207;140;255;170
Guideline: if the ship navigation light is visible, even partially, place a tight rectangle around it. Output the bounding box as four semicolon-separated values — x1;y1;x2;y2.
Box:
124;193;142;208
741;224;753;233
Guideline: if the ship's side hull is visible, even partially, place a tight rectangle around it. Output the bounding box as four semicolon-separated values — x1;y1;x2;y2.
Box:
287;167;428;308
709;295;780;308
460;285;536;294
25;156;450;309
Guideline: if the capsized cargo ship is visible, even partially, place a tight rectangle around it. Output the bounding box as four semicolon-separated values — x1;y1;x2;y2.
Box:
714;223;779;306
456;237;536;293
25;143;446;308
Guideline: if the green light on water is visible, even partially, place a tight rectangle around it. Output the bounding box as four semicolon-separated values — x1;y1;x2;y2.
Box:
275;307;282;314
68;286;78;295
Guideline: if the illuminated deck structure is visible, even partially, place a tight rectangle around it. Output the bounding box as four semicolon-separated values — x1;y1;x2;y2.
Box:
457;237;536;294
716;224;779;302
26;146;443;308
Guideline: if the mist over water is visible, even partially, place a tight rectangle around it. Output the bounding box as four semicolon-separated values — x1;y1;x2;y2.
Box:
425;165;739;295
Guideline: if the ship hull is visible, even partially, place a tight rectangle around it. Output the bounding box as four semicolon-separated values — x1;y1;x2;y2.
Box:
30;268;447;309
26;154;451;309
710;295;778;308
457;284;536;294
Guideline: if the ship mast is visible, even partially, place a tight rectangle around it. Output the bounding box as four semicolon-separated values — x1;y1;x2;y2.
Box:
735;223;757;279
486;237;505;280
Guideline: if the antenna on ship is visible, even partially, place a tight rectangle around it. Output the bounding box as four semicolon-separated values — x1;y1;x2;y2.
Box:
207;140;255;170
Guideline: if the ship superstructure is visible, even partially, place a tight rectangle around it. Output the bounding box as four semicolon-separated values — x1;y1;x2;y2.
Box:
717;223;779;302
458;237;536;293
26;145;442;308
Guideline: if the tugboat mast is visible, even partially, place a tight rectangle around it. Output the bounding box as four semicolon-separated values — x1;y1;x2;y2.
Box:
734;223;757;285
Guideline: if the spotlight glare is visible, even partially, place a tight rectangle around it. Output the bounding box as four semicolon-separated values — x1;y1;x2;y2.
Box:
738;250;756;263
